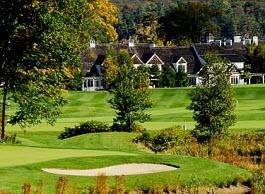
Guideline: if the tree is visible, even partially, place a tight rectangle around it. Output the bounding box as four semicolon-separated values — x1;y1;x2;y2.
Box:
158;2;220;44
188;53;237;141
176;66;189;87
159;64;176;87
102;48;119;89
109;50;152;131
0;0;96;138
132;12;164;45
87;0;118;42
252;44;265;73
241;64;252;84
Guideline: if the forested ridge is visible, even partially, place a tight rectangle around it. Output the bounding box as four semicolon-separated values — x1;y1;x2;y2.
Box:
112;0;265;42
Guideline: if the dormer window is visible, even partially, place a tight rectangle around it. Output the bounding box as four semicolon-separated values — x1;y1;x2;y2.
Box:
131;54;143;68
146;53;164;71
173;57;187;72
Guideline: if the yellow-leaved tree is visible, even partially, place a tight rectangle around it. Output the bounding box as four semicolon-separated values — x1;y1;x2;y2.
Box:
88;0;118;42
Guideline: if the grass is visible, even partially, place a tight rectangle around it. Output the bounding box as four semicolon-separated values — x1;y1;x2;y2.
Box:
1;85;265;193
0;145;135;168
5;85;265;133
0;154;250;193
0;132;251;193
16;131;141;152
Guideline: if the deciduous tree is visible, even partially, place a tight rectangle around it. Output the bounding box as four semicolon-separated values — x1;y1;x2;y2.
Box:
109;50;152;131
0;0;95;138
188;53;237;141
158;2;220;44
88;0;118;42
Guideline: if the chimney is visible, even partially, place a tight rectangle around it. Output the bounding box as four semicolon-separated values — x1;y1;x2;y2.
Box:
253;36;258;45
128;37;134;47
206;33;214;43
234;36;241;43
149;42;156;48
89;39;96;48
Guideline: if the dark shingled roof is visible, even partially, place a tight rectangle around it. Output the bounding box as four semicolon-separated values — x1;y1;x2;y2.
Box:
83;43;245;76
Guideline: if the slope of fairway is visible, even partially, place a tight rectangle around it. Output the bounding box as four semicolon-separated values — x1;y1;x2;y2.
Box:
6;85;265;133
16;131;141;152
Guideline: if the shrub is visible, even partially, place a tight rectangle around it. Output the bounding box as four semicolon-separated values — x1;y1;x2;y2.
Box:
111;123;145;132
0;133;20;144
250;170;265;193
91;174;109;194
133;129;152;145
151;126;193;153
58;120;110;139
134;126;193;153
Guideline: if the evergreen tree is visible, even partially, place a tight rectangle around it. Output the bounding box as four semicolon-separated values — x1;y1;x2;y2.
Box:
159;64;176;87
176;66;189;87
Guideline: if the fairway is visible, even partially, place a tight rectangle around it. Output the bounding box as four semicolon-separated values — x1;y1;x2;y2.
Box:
6;85;265;133
1;85;264;193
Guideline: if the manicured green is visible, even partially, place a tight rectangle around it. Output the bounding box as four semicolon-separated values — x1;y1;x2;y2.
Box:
0;145;134;168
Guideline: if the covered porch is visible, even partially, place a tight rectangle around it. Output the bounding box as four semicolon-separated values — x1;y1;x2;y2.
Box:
82;77;104;91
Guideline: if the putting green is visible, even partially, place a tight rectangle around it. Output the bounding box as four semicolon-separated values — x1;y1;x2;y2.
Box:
0;145;135;168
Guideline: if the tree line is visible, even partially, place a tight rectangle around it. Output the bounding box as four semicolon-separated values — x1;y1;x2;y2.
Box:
114;0;265;44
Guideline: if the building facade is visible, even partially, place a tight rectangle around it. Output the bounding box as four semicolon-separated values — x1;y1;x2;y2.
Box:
82;40;250;91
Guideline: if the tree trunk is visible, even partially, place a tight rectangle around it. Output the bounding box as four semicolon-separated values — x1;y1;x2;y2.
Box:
1;88;7;139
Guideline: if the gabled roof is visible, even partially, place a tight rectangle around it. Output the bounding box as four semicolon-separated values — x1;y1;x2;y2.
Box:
131;54;143;64
174;56;187;64
229;64;241;74
82;43;245;76
146;53;164;65
219;54;244;63
94;55;105;65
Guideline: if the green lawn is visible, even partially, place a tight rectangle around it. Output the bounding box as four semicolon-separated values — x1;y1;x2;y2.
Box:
0;145;135;168
0;133;250;193
6;85;265;133
1;85;265;193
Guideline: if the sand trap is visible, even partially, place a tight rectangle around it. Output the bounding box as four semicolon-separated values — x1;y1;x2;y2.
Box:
42;163;178;176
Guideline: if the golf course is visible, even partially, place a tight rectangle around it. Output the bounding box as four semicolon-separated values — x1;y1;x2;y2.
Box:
0;85;265;193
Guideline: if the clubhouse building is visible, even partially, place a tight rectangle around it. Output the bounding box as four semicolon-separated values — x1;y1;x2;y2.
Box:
82;36;265;91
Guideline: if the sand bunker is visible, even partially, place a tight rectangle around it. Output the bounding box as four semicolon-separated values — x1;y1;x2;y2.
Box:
42;163;178;176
